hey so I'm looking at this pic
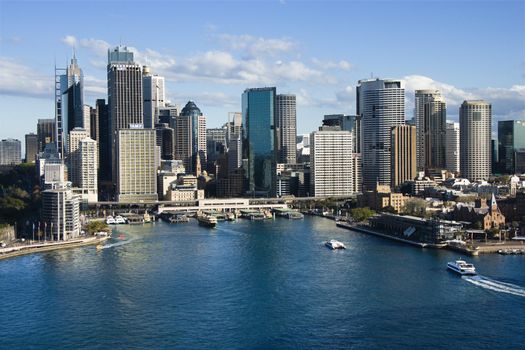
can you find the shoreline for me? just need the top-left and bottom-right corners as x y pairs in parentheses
(0, 236), (109, 261)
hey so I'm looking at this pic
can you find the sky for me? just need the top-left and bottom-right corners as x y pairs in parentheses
(1, 0), (524, 147)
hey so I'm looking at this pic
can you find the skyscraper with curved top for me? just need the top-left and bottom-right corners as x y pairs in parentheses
(357, 78), (405, 190)
(175, 101), (207, 174)
(460, 100), (491, 181)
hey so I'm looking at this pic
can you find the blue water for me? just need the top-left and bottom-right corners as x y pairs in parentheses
(1, 217), (525, 349)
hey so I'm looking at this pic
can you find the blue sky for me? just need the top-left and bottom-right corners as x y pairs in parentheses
(1, 0), (524, 145)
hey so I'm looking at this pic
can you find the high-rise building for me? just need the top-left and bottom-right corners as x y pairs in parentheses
(78, 138), (98, 203)
(460, 100), (492, 181)
(498, 120), (525, 174)
(96, 99), (110, 184)
(445, 122), (460, 174)
(41, 181), (80, 241)
(89, 105), (98, 141)
(0, 139), (21, 165)
(25, 133), (38, 163)
(115, 128), (158, 202)
(423, 95), (446, 171)
(82, 105), (91, 137)
(37, 118), (55, 152)
(391, 125), (417, 187)
(242, 87), (277, 195)
(107, 46), (143, 191)
(175, 101), (207, 174)
(143, 66), (166, 129)
(310, 129), (354, 197)
(323, 114), (360, 152)
(67, 128), (90, 187)
(155, 123), (175, 160)
(55, 55), (84, 157)
(415, 90), (441, 171)
(357, 78), (405, 190)
(276, 94), (296, 164)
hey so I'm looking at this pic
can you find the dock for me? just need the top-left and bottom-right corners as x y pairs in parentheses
(336, 221), (430, 248)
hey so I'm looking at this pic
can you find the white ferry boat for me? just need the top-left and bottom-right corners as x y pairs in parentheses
(325, 240), (346, 250)
(447, 260), (477, 276)
(115, 215), (127, 224)
(106, 216), (116, 225)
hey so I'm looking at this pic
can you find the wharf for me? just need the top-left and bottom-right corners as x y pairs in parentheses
(336, 221), (429, 248)
(0, 236), (109, 261)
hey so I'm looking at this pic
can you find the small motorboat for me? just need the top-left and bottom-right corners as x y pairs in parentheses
(325, 240), (346, 250)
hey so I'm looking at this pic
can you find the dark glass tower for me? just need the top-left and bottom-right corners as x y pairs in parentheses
(498, 120), (525, 174)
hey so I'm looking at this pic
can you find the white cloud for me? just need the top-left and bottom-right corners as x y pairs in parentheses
(0, 57), (52, 98)
(312, 58), (353, 71)
(215, 33), (296, 56)
(61, 35), (77, 48)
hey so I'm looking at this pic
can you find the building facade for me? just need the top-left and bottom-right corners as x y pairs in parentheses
(423, 95), (447, 171)
(115, 128), (158, 202)
(25, 133), (38, 163)
(310, 129), (354, 197)
(459, 100), (492, 181)
(498, 120), (525, 174)
(67, 128), (90, 187)
(391, 125), (416, 187)
(276, 94), (297, 164)
(37, 118), (55, 152)
(242, 87), (277, 195)
(0, 139), (21, 166)
(357, 79), (405, 190)
(41, 182), (80, 241)
(445, 122), (460, 173)
(415, 90), (441, 171)
(175, 101), (207, 174)
(78, 138), (98, 203)
(143, 66), (166, 129)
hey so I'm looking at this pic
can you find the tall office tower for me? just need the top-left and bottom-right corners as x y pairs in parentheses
(155, 123), (175, 160)
(0, 139), (21, 165)
(78, 138), (98, 203)
(310, 129), (354, 197)
(491, 139), (499, 174)
(391, 125), (417, 187)
(226, 112), (243, 140)
(143, 66), (166, 129)
(158, 104), (179, 127)
(89, 106), (98, 141)
(25, 133), (38, 163)
(242, 87), (277, 195)
(96, 99), (111, 185)
(423, 95), (447, 171)
(323, 114), (360, 152)
(460, 100), (492, 181)
(107, 46), (143, 189)
(276, 94), (297, 164)
(415, 90), (441, 171)
(67, 128), (90, 187)
(206, 128), (227, 165)
(175, 101), (207, 174)
(115, 128), (158, 202)
(445, 122), (460, 174)
(228, 134), (242, 172)
(41, 181), (80, 241)
(357, 78), (405, 190)
(56, 55), (84, 157)
(82, 105), (91, 136)
(37, 118), (55, 152)
(498, 120), (525, 174)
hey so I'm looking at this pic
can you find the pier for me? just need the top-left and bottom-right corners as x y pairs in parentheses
(157, 198), (288, 214)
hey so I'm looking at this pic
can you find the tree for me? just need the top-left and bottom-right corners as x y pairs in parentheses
(350, 207), (375, 222)
(402, 198), (428, 217)
(85, 221), (111, 235)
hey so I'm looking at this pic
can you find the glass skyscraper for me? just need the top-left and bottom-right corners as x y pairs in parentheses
(242, 87), (276, 195)
(498, 120), (525, 174)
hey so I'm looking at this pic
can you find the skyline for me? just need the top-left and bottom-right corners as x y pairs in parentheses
(1, 0), (524, 145)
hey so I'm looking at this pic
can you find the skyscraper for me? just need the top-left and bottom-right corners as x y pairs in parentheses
(460, 100), (492, 181)
(276, 94), (297, 164)
(323, 114), (360, 152)
(423, 95), (447, 171)
(115, 127), (158, 202)
(25, 133), (38, 163)
(41, 181), (80, 241)
(78, 138), (98, 203)
(445, 122), (460, 174)
(415, 90), (441, 171)
(67, 128), (90, 187)
(310, 129), (354, 197)
(55, 55), (84, 157)
(0, 139), (21, 165)
(96, 99), (111, 187)
(37, 118), (55, 152)
(498, 120), (525, 174)
(143, 66), (166, 129)
(155, 123), (175, 160)
(357, 78), (405, 190)
(391, 125), (417, 187)
(175, 101), (207, 174)
(242, 87), (277, 195)
(107, 46), (143, 191)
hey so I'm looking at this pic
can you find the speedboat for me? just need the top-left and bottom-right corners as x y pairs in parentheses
(447, 260), (477, 275)
(325, 240), (346, 250)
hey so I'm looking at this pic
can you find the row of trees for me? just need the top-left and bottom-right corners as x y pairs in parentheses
(0, 164), (40, 225)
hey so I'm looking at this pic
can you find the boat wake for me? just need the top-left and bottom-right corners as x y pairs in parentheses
(463, 275), (525, 297)
(99, 237), (139, 250)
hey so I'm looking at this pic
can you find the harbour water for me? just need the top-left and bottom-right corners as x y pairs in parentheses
(1, 216), (525, 349)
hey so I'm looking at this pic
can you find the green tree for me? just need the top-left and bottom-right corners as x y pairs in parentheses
(350, 207), (375, 222)
(402, 198), (428, 217)
(85, 221), (111, 235)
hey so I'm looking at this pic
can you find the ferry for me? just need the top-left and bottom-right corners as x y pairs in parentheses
(447, 260), (477, 275)
(196, 214), (217, 228)
(325, 240), (346, 250)
(106, 216), (116, 225)
(115, 215), (127, 224)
